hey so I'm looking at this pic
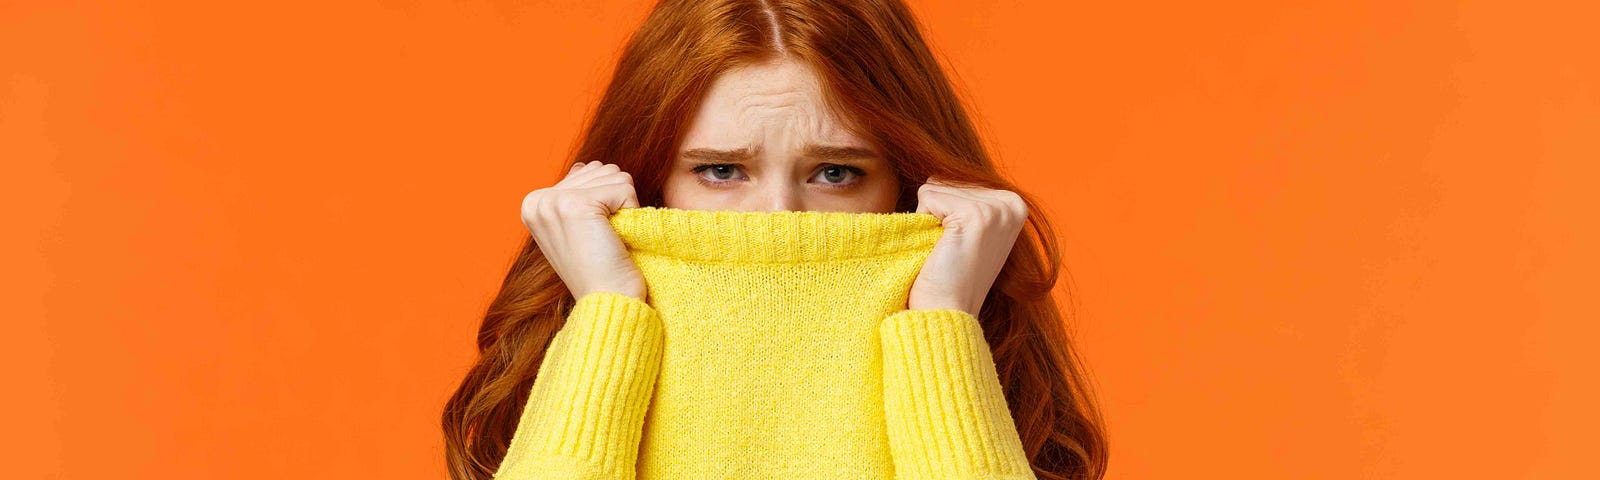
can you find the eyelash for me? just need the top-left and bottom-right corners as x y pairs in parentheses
(689, 163), (867, 190)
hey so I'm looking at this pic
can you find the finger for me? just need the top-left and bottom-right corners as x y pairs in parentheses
(919, 178), (969, 195)
(576, 161), (624, 185)
(592, 182), (640, 214)
(921, 181), (991, 204)
(567, 162), (621, 185)
(575, 170), (633, 189)
(560, 161), (592, 184)
(924, 176), (972, 189)
(914, 188), (958, 219)
(563, 160), (603, 175)
(558, 161), (591, 183)
(915, 181), (937, 215)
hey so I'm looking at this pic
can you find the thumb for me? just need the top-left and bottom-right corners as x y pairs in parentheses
(593, 183), (639, 215)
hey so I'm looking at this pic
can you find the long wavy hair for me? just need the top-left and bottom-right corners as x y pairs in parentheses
(442, 0), (1108, 478)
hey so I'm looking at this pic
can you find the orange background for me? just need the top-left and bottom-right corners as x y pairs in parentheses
(6, 0), (1596, 478)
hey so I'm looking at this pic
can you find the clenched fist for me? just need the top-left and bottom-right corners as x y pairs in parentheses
(907, 177), (1029, 316)
(520, 161), (648, 302)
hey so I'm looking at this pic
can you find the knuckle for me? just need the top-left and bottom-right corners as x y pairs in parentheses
(1000, 191), (1027, 213)
(554, 193), (588, 213)
(974, 203), (1000, 222)
(522, 189), (547, 211)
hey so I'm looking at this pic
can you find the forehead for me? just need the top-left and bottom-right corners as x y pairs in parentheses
(679, 59), (869, 150)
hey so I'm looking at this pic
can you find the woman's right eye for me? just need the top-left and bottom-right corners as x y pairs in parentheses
(691, 164), (747, 183)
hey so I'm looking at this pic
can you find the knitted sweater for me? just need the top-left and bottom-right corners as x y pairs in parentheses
(494, 206), (1036, 480)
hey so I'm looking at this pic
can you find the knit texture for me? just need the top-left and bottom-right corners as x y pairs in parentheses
(494, 206), (1035, 480)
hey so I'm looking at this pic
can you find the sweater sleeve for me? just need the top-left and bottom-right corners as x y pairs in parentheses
(493, 291), (664, 480)
(879, 308), (1037, 480)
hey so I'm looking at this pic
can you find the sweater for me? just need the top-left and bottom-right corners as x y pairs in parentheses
(493, 206), (1036, 480)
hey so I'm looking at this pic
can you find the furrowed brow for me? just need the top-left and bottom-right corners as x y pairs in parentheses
(680, 147), (758, 162)
(803, 145), (879, 162)
(678, 144), (878, 162)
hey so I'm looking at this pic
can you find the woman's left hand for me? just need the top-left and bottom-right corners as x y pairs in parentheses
(906, 177), (1029, 316)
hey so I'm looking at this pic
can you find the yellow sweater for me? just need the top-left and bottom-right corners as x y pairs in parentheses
(494, 206), (1035, 480)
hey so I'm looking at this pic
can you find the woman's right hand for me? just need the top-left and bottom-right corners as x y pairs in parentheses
(520, 160), (647, 302)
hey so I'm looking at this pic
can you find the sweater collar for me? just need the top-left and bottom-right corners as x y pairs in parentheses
(608, 206), (943, 263)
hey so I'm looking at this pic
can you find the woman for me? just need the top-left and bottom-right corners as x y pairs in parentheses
(442, 1), (1107, 479)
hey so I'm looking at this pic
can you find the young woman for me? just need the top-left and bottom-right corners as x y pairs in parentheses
(443, 1), (1107, 479)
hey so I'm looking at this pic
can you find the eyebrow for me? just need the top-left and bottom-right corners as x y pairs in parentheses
(679, 144), (880, 163)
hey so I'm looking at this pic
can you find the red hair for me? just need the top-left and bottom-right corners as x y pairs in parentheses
(441, 1), (1108, 478)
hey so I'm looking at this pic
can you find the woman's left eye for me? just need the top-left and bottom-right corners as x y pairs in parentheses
(813, 164), (865, 186)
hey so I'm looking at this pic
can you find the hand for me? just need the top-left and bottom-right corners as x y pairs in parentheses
(520, 160), (647, 301)
(906, 177), (1028, 316)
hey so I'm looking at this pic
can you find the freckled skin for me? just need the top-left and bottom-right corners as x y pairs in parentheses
(662, 58), (901, 213)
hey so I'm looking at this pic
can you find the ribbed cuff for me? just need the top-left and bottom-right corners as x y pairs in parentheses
(880, 308), (1037, 480)
(495, 292), (664, 480)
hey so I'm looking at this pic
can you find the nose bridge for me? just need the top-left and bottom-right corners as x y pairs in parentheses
(759, 172), (802, 212)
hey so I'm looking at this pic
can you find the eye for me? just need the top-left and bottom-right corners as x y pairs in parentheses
(812, 164), (866, 188)
(690, 163), (747, 186)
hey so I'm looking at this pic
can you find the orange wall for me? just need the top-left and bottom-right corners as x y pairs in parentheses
(7, 0), (1596, 478)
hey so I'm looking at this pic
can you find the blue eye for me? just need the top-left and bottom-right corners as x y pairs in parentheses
(704, 165), (738, 179)
(813, 164), (865, 188)
(690, 163), (746, 187)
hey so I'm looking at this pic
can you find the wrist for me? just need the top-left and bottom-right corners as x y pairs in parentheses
(906, 296), (979, 317)
(575, 284), (648, 303)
